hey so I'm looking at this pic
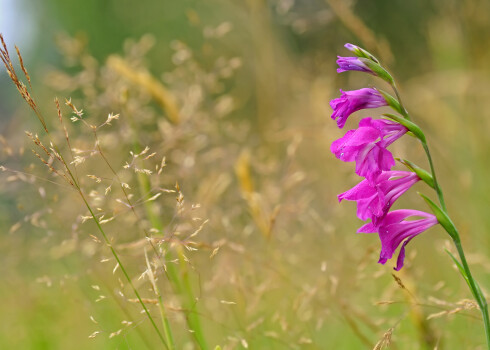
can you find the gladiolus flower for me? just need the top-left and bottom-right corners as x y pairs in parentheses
(338, 171), (420, 222)
(358, 209), (438, 271)
(330, 88), (388, 128)
(336, 56), (374, 74)
(331, 118), (407, 181)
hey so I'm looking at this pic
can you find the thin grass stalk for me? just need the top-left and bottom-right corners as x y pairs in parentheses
(156, 292), (176, 350)
(94, 119), (202, 348)
(145, 249), (176, 350)
(87, 94), (204, 348)
(31, 132), (170, 348)
(0, 36), (169, 348)
(92, 131), (176, 348)
(133, 146), (208, 349)
(90, 264), (155, 349)
(78, 192), (169, 348)
(123, 102), (208, 349)
(52, 132), (170, 349)
(52, 145), (169, 348)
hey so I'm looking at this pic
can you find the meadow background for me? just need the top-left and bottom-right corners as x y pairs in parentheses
(1, 0), (490, 349)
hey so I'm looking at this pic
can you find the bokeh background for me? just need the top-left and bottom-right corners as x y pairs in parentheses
(1, 0), (490, 349)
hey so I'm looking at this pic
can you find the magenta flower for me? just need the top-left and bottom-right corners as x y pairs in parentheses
(358, 209), (438, 271)
(331, 117), (407, 181)
(344, 43), (360, 52)
(336, 57), (373, 74)
(338, 171), (420, 222)
(330, 88), (388, 129)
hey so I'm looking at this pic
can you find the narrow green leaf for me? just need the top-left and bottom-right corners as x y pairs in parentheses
(445, 249), (469, 283)
(362, 59), (394, 84)
(419, 193), (458, 239)
(377, 90), (404, 116)
(348, 45), (380, 63)
(395, 158), (434, 189)
(445, 249), (482, 303)
(383, 113), (426, 142)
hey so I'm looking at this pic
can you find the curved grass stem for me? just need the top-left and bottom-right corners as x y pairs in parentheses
(93, 131), (176, 349)
(2, 36), (178, 349)
(135, 167), (208, 350)
(129, 133), (208, 350)
(39, 128), (171, 349)
(453, 235), (490, 349)
(79, 192), (169, 349)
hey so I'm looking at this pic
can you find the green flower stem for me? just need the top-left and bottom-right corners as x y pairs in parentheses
(422, 142), (490, 349)
(390, 83), (490, 349)
(420, 142), (447, 212)
(452, 232), (490, 348)
(391, 83), (410, 121)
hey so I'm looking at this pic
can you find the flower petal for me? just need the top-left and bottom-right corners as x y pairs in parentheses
(336, 56), (373, 74)
(354, 144), (395, 181)
(374, 210), (438, 270)
(357, 222), (377, 233)
(330, 89), (387, 128)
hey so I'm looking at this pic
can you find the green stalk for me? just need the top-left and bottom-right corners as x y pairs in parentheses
(129, 135), (208, 349)
(421, 143), (446, 212)
(93, 133), (176, 349)
(391, 83), (410, 121)
(79, 192), (169, 349)
(179, 249), (208, 348)
(453, 236), (490, 326)
(52, 130), (171, 349)
(157, 293), (176, 350)
(390, 83), (490, 349)
(1, 40), (170, 347)
(135, 166), (208, 350)
(422, 142), (490, 349)
(38, 127), (170, 349)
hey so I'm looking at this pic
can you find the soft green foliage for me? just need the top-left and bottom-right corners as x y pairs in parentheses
(1, 1), (490, 349)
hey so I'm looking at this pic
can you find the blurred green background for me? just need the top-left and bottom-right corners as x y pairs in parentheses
(1, 0), (490, 349)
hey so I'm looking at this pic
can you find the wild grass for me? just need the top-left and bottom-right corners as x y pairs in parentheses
(1, 2), (490, 349)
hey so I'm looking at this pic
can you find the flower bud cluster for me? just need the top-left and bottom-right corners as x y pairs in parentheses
(331, 44), (438, 270)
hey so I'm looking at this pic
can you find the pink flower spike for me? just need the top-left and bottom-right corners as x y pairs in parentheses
(358, 209), (438, 271)
(338, 171), (420, 222)
(330, 88), (387, 128)
(331, 118), (407, 181)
